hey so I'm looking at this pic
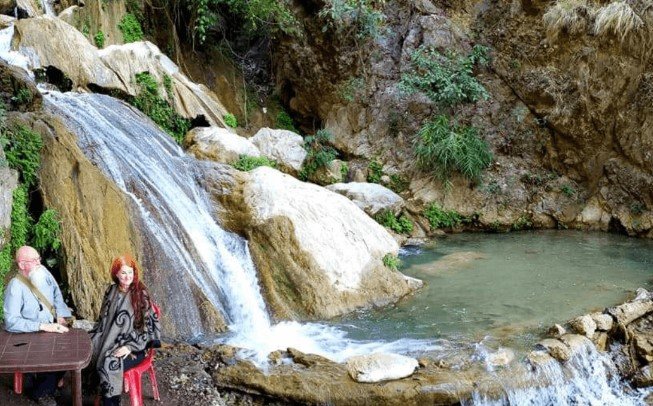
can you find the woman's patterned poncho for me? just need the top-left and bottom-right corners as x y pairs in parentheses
(90, 284), (161, 398)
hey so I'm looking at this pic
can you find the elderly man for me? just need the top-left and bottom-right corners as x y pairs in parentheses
(4, 245), (71, 406)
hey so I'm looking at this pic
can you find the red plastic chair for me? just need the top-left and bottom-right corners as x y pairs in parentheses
(122, 303), (161, 406)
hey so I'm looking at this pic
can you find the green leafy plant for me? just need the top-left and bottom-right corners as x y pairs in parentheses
(3, 125), (43, 187)
(81, 22), (90, 37)
(232, 155), (276, 171)
(163, 75), (174, 99)
(13, 88), (33, 105)
(299, 129), (338, 181)
(400, 45), (490, 109)
(32, 209), (62, 252)
(94, 30), (105, 48)
(131, 72), (191, 144)
(319, 0), (386, 40)
(339, 77), (365, 102)
(382, 253), (401, 270)
(340, 161), (349, 180)
(223, 113), (238, 128)
(118, 13), (144, 43)
(512, 215), (533, 231)
(423, 203), (465, 229)
(388, 174), (408, 193)
(367, 159), (383, 183)
(560, 184), (575, 198)
(414, 115), (492, 183)
(276, 111), (297, 132)
(375, 210), (413, 234)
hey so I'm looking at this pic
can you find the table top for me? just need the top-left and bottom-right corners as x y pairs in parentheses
(0, 328), (92, 373)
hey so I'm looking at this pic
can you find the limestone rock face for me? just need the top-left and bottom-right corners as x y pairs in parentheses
(346, 353), (419, 383)
(185, 127), (260, 164)
(13, 16), (122, 90)
(16, 0), (41, 17)
(98, 41), (230, 126)
(326, 182), (404, 217)
(203, 166), (421, 320)
(249, 128), (306, 175)
(57, 0), (127, 48)
(607, 296), (653, 326)
(591, 313), (614, 332)
(569, 315), (597, 338)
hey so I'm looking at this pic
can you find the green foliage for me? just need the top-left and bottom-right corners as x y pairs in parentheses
(118, 13), (144, 43)
(630, 202), (646, 215)
(94, 30), (105, 48)
(32, 209), (62, 252)
(3, 125), (43, 187)
(512, 215), (533, 231)
(232, 155), (276, 171)
(319, 0), (386, 40)
(388, 174), (408, 193)
(193, 0), (299, 44)
(414, 115), (492, 182)
(81, 22), (90, 37)
(340, 161), (349, 180)
(299, 129), (338, 181)
(163, 75), (174, 99)
(560, 184), (575, 197)
(367, 159), (383, 183)
(375, 210), (413, 234)
(423, 203), (464, 229)
(339, 77), (365, 102)
(9, 185), (31, 251)
(382, 253), (401, 270)
(131, 73), (191, 144)
(276, 111), (297, 132)
(400, 45), (489, 109)
(223, 113), (238, 128)
(13, 88), (33, 105)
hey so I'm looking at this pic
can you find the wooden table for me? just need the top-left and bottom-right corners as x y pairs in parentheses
(0, 328), (92, 406)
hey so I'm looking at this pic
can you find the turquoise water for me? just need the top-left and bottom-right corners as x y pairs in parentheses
(333, 231), (653, 348)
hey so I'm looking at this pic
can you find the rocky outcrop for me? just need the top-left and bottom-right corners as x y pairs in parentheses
(57, 0), (127, 48)
(346, 353), (418, 383)
(185, 127), (260, 164)
(249, 128), (306, 175)
(326, 182), (404, 217)
(201, 165), (421, 320)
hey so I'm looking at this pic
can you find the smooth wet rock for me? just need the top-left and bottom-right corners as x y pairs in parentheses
(526, 350), (555, 368)
(546, 323), (566, 338)
(634, 332), (653, 362)
(185, 127), (260, 164)
(569, 315), (596, 338)
(593, 332), (609, 352)
(250, 128), (306, 174)
(607, 296), (653, 326)
(591, 313), (614, 332)
(326, 182), (405, 217)
(346, 353), (419, 383)
(536, 339), (571, 362)
(559, 334), (593, 356)
(486, 348), (515, 368)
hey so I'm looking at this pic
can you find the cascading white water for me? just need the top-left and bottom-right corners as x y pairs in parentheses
(45, 91), (438, 363)
(466, 343), (651, 405)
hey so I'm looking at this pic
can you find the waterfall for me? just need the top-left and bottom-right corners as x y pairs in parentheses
(39, 0), (55, 17)
(465, 343), (651, 405)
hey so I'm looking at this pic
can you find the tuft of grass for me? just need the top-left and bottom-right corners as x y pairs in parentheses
(414, 115), (492, 183)
(118, 13), (144, 43)
(232, 155), (276, 171)
(542, 0), (590, 42)
(594, 1), (643, 43)
(94, 31), (105, 48)
(223, 113), (238, 128)
(560, 184), (575, 197)
(382, 253), (401, 271)
(367, 159), (383, 183)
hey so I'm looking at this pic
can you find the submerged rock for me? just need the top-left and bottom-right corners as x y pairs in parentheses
(346, 353), (419, 383)
(415, 251), (486, 274)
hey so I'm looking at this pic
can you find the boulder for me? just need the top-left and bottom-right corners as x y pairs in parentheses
(13, 16), (122, 90)
(559, 334), (593, 356)
(535, 339), (571, 362)
(311, 158), (346, 185)
(526, 350), (555, 368)
(634, 332), (653, 362)
(203, 166), (422, 319)
(590, 313), (614, 332)
(593, 332), (609, 352)
(486, 348), (515, 368)
(185, 127), (260, 164)
(98, 41), (230, 126)
(569, 315), (596, 338)
(249, 128), (306, 174)
(346, 353), (419, 383)
(326, 182), (405, 217)
(546, 323), (566, 338)
(607, 297), (653, 326)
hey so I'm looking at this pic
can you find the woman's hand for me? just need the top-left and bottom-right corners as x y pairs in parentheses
(112, 346), (131, 358)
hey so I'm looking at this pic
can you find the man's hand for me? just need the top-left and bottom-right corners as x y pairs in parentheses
(57, 317), (67, 326)
(112, 346), (131, 358)
(40, 323), (69, 333)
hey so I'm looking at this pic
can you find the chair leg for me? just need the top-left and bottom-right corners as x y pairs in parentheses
(14, 372), (22, 394)
(148, 366), (160, 401)
(128, 373), (143, 406)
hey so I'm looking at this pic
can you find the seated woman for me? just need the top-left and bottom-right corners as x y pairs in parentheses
(90, 254), (161, 406)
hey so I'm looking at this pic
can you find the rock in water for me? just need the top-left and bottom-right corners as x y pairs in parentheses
(346, 353), (419, 383)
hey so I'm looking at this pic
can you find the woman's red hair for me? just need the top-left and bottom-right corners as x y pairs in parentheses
(110, 254), (150, 330)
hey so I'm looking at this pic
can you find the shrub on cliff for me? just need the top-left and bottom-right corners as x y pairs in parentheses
(414, 115), (492, 183)
(542, 0), (590, 42)
(299, 129), (338, 181)
(118, 13), (144, 43)
(318, 0), (386, 40)
(594, 1), (643, 43)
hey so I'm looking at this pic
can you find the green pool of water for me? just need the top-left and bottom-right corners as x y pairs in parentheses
(334, 231), (653, 348)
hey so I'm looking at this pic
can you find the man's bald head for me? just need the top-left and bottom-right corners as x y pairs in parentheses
(15, 246), (41, 275)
